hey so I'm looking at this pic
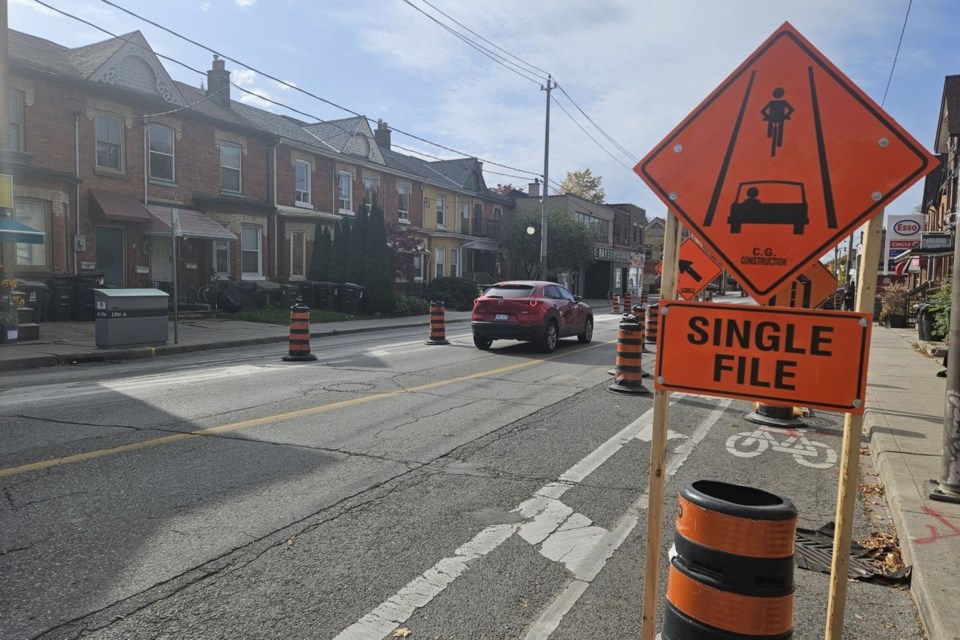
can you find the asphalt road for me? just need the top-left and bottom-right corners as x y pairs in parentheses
(0, 317), (922, 639)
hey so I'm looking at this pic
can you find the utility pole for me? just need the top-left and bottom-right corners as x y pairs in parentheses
(540, 74), (553, 281)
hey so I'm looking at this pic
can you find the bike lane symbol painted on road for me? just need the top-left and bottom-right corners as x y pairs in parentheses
(725, 426), (837, 469)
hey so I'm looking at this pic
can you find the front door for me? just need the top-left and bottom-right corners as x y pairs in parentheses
(95, 226), (124, 287)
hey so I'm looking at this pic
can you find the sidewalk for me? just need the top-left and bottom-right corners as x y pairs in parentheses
(1, 305), (956, 637)
(865, 326), (959, 640)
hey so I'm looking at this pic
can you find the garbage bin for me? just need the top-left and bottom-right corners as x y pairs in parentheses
(917, 303), (942, 341)
(314, 282), (334, 310)
(46, 276), (73, 321)
(15, 279), (49, 324)
(71, 273), (106, 321)
(338, 283), (365, 315)
(94, 288), (169, 347)
(298, 281), (317, 307)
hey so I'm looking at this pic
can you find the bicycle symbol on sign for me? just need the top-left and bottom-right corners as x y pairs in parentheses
(725, 426), (837, 469)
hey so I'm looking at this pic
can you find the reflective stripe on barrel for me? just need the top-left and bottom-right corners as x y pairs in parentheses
(663, 480), (796, 640)
(645, 304), (659, 344)
(426, 301), (449, 345)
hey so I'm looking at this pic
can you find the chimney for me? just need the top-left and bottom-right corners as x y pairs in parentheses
(528, 178), (541, 198)
(374, 119), (391, 149)
(207, 55), (231, 108)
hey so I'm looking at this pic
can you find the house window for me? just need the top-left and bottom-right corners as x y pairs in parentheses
(290, 231), (306, 278)
(460, 202), (469, 233)
(413, 253), (425, 282)
(435, 247), (445, 278)
(213, 239), (231, 275)
(363, 177), (379, 206)
(14, 199), (50, 269)
(8, 90), (24, 152)
(220, 141), (242, 193)
(338, 171), (353, 213)
(295, 160), (311, 205)
(95, 114), (123, 171)
(436, 195), (446, 228)
(148, 124), (175, 182)
(240, 225), (262, 278)
(473, 203), (482, 234)
(494, 207), (502, 235)
(398, 184), (410, 221)
(450, 248), (459, 278)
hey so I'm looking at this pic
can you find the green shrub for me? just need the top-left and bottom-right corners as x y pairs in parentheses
(423, 276), (480, 311)
(392, 294), (430, 317)
(930, 280), (951, 340)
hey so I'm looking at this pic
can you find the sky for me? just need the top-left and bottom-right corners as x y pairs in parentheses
(8, 0), (959, 223)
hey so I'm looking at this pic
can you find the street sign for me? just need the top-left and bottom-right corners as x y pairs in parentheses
(656, 238), (723, 300)
(654, 301), (871, 413)
(768, 260), (837, 308)
(636, 22), (937, 302)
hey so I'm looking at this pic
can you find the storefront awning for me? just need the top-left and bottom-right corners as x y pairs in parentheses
(891, 247), (953, 263)
(89, 189), (153, 223)
(144, 205), (237, 241)
(461, 237), (499, 252)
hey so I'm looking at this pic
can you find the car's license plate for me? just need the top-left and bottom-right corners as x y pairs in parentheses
(495, 313), (508, 321)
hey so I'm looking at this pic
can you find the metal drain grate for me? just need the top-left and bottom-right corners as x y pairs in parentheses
(797, 415), (842, 430)
(324, 382), (375, 392)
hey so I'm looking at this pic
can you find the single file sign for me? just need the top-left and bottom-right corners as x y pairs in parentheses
(655, 301), (870, 413)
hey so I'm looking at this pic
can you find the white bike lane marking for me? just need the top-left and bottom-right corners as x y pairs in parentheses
(724, 425), (838, 469)
(334, 395), (729, 640)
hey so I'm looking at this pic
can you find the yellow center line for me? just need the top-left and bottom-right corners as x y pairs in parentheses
(0, 341), (610, 478)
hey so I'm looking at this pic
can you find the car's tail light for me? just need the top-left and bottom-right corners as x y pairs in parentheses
(529, 300), (540, 307)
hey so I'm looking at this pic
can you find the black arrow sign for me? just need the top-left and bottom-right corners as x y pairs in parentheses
(679, 259), (703, 282)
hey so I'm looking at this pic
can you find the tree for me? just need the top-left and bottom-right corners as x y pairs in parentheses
(387, 223), (424, 284)
(491, 183), (523, 197)
(363, 193), (394, 313)
(329, 219), (348, 283)
(560, 169), (605, 203)
(345, 200), (368, 284)
(500, 208), (595, 279)
(308, 224), (331, 282)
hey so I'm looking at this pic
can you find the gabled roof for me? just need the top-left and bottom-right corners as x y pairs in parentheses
(10, 28), (186, 107)
(935, 75), (960, 153)
(231, 102), (342, 151)
(922, 154), (946, 210)
(175, 82), (268, 132)
(303, 117), (385, 165)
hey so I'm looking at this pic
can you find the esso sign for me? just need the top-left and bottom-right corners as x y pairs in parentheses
(892, 220), (921, 236)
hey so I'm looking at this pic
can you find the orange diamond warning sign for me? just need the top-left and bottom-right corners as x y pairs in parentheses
(768, 260), (838, 309)
(656, 238), (723, 300)
(636, 22), (937, 302)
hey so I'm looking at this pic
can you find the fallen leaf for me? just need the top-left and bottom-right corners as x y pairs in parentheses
(393, 628), (412, 638)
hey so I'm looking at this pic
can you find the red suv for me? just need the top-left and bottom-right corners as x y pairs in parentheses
(471, 281), (593, 353)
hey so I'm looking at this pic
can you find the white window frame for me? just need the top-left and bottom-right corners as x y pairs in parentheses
(213, 239), (232, 276)
(290, 230), (306, 279)
(413, 253), (425, 282)
(295, 160), (311, 206)
(450, 247), (459, 278)
(240, 225), (262, 279)
(338, 171), (353, 213)
(13, 199), (50, 270)
(220, 141), (242, 194)
(363, 177), (379, 207)
(8, 89), (24, 152)
(397, 184), (410, 222)
(435, 247), (445, 279)
(148, 123), (175, 182)
(95, 114), (123, 171)
(436, 194), (446, 228)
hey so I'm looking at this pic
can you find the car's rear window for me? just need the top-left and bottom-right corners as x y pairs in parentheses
(484, 285), (536, 298)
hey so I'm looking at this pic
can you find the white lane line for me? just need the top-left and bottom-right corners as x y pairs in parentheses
(333, 396), (688, 640)
(521, 398), (732, 640)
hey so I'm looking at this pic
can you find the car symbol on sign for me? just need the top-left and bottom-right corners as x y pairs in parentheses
(728, 180), (809, 234)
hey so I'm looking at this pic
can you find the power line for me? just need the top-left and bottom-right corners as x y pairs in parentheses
(551, 96), (636, 173)
(555, 83), (638, 163)
(414, 0), (549, 78)
(40, 0), (544, 179)
(881, 0), (913, 107)
(401, 0), (543, 85)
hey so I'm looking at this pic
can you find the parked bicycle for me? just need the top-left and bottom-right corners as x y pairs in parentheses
(196, 273), (244, 312)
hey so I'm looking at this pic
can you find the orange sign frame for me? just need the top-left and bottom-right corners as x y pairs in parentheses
(656, 238), (723, 300)
(654, 301), (870, 413)
(636, 22), (936, 302)
(768, 261), (838, 308)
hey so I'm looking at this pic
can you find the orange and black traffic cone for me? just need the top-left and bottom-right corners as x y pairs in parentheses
(426, 300), (450, 345)
(608, 315), (650, 394)
(612, 293), (621, 314)
(282, 302), (317, 362)
(644, 303), (660, 346)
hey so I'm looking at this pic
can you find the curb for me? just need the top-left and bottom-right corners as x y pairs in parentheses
(0, 318), (472, 372)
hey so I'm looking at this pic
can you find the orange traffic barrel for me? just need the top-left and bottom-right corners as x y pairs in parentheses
(624, 292), (633, 310)
(282, 302), (317, 362)
(612, 293), (621, 314)
(644, 303), (660, 344)
(426, 300), (450, 345)
(640, 290), (649, 306)
(608, 315), (649, 395)
(631, 305), (649, 353)
(663, 480), (797, 640)
(745, 403), (806, 428)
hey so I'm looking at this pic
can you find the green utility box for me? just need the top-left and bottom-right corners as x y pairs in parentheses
(94, 288), (169, 348)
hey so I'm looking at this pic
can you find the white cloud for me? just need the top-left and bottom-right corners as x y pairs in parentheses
(200, 2), (211, 11)
(271, 79), (297, 92)
(238, 87), (273, 109)
(234, 0), (256, 8)
(232, 69), (257, 86)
